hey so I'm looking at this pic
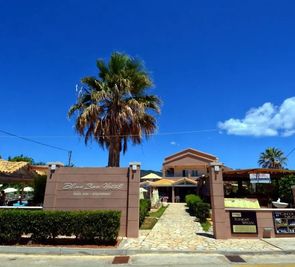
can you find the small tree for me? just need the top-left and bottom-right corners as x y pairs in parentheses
(8, 154), (45, 165)
(278, 175), (295, 204)
(8, 154), (34, 164)
(33, 175), (47, 205)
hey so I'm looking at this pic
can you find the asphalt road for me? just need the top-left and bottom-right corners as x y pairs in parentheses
(1, 253), (295, 267)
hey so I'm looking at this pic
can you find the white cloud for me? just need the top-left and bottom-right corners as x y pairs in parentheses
(218, 97), (295, 137)
(170, 141), (177, 145)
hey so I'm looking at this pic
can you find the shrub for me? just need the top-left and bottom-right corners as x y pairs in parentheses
(185, 194), (202, 215)
(278, 175), (295, 204)
(27, 211), (73, 242)
(0, 210), (26, 244)
(200, 220), (211, 232)
(139, 199), (151, 226)
(0, 210), (120, 245)
(195, 202), (210, 223)
(72, 211), (121, 243)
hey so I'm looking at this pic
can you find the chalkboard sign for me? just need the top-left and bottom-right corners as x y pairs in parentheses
(273, 211), (295, 234)
(230, 211), (258, 234)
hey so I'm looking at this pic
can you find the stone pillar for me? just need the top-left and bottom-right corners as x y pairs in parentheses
(172, 187), (175, 203)
(127, 162), (141, 237)
(292, 186), (295, 207)
(209, 161), (229, 239)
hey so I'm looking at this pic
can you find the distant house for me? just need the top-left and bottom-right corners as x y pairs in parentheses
(162, 148), (217, 179)
(146, 148), (220, 203)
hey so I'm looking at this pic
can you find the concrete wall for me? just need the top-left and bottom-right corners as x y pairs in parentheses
(43, 164), (140, 237)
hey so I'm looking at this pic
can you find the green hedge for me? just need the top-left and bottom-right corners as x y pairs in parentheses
(185, 194), (202, 215)
(139, 199), (151, 226)
(0, 210), (25, 244)
(0, 210), (120, 245)
(195, 202), (210, 223)
(185, 194), (210, 223)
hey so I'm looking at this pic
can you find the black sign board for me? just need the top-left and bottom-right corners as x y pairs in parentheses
(273, 211), (295, 234)
(230, 211), (258, 234)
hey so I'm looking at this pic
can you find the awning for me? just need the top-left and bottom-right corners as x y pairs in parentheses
(151, 177), (198, 187)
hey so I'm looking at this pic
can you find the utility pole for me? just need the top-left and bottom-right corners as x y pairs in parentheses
(68, 151), (72, 166)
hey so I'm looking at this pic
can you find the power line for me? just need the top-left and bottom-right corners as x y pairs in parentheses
(0, 129), (72, 165)
(0, 128), (218, 138)
(286, 147), (295, 158)
(2, 127), (293, 163)
(0, 129), (69, 152)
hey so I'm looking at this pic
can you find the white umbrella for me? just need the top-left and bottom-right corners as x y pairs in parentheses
(139, 187), (148, 199)
(23, 186), (34, 192)
(4, 188), (18, 193)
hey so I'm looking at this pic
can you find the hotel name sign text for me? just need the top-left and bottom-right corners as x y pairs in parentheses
(62, 182), (124, 197)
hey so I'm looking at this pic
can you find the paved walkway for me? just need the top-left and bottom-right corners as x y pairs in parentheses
(120, 203), (281, 252)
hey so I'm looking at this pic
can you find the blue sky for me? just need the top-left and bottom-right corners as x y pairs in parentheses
(0, 0), (295, 171)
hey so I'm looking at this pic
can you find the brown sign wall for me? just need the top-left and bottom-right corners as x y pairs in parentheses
(43, 164), (140, 237)
(209, 163), (295, 239)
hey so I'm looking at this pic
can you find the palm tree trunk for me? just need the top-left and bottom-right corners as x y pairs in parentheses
(107, 137), (121, 167)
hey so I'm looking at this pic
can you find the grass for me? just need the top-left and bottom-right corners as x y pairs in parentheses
(149, 205), (167, 218)
(140, 217), (158, 230)
(139, 205), (168, 230)
(200, 220), (211, 232)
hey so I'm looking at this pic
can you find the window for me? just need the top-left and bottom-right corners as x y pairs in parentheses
(182, 170), (189, 177)
(191, 170), (198, 177)
(166, 168), (174, 177)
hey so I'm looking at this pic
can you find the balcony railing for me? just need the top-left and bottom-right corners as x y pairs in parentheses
(164, 175), (201, 179)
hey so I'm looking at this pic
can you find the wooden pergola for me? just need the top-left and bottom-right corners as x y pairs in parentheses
(222, 168), (295, 206)
(223, 168), (295, 181)
(0, 174), (34, 184)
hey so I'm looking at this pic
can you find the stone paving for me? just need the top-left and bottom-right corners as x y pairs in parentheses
(120, 203), (281, 252)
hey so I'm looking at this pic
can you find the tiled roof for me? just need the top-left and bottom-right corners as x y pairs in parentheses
(151, 179), (175, 186)
(34, 169), (47, 176)
(151, 178), (198, 187)
(164, 148), (217, 163)
(0, 160), (29, 174)
(173, 177), (198, 185)
(30, 165), (48, 176)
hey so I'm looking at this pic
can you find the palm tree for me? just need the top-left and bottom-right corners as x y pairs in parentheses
(68, 52), (160, 167)
(258, 147), (287, 169)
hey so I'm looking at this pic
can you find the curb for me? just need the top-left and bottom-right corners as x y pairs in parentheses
(0, 246), (294, 256)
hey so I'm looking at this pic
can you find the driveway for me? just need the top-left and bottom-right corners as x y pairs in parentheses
(121, 203), (281, 252)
